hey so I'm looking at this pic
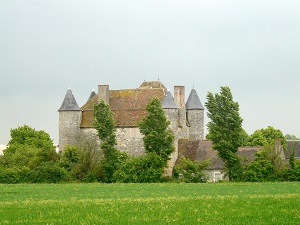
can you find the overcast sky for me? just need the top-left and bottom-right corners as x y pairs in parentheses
(1, 0), (300, 145)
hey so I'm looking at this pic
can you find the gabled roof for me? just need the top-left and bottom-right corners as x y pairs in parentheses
(186, 88), (204, 110)
(58, 89), (81, 112)
(87, 90), (96, 102)
(80, 81), (166, 128)
(162, 90), (178, 109)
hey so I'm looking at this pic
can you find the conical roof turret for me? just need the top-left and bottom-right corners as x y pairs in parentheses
(58, 88), (81, 111)
(162, 90), (178, 109)
(186, 88), (204, 110)
(87, 89), (96, 102)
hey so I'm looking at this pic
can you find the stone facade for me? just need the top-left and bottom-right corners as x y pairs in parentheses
(58, 81), (205, 172)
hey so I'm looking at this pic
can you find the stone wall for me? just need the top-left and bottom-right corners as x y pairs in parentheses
(115, 127), (145, 156)
(59, 111), (82, 151)
(186, 109), (204, 140)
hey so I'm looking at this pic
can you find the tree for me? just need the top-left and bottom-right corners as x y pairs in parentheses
(248, 126), (286, 149)
(5, 125), (56, 158)
(0, 125), (63, 183)
(242, 142), (285, 182)
(93, 100), (127, 182)
(205, 86), (243, 180)
(284, 134), (300, 140)
(113, 153), (164, 183)
(4, 125), (57, 165)
(173, 156), (211, 183)
(139, 97), (175, 164)
(59, 138), (103, 182)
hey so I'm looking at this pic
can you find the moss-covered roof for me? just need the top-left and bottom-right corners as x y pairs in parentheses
(80, 82), (165, 128)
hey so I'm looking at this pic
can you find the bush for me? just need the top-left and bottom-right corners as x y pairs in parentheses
(173, 156), (211, 183)
(113, 153), (164, 183)
(278, 161), (300, 181)
(242, 159), (275, 182)
(31, 162), (67, 183)
(0, 167), (20, 183)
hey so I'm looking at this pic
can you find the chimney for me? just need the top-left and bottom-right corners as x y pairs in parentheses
(98, 85), (109, 105)
(174, 85), (185, 108)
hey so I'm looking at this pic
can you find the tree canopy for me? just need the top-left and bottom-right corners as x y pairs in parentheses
(139, 96), (175, 163)
(205, 86), (243, 180)
(248, 126), (286, 149)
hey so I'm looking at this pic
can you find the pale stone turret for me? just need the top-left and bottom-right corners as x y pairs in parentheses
(186, 88), (205, 140)
(58, 88), (82, 151)
(162, 89), (179, 175)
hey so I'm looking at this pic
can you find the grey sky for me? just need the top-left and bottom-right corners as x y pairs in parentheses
(1, 0), (300, 145)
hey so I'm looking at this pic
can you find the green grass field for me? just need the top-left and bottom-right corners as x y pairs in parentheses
(0, 182), (300, 224)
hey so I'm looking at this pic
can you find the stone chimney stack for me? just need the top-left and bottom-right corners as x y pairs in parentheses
(174, 85), (185, 108)
(98, 85), (109, 104)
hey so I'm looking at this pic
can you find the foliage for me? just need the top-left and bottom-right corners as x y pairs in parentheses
(5, 125), (56, 159)
(1, 183), (300, 224)
(242, 142), (285, 182)
(0, 125), (65, 183)
(242, 156), (275, 182)
(93, 100), (128, 182)
(59, 137), (104, 182)
(113, 153), (164, 183)
(173, 156), (211, 183)
(239, 129), (249, 147)
(279, 161), (300, 181)
(284, 134), (300, 140)
(205, 86), (243, 180)
(248, 126), (286, 149)
(139, 97), (175, 163)
(59, 145), (80, 171)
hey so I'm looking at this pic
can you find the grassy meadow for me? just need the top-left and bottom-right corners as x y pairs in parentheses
(0, 182), (300, 224)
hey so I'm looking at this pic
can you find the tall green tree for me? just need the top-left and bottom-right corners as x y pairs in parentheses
(93, 100), (127, 182)
(205, 86), (243, 180)
(139, 97), (175, 164)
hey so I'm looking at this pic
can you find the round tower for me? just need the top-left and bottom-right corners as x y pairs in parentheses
(186, 88), (204, 140)
(162, 90), (179, 130)
(58, 88), (82, 151)
(162, 90), (179, 175)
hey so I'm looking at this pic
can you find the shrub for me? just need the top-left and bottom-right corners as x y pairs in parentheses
(0, 167), (20, 183)
(113, 153), (164, 183)
(31, 162), (67, 183)
(242, 159), (275, 182)
(173, 156), (211, 183)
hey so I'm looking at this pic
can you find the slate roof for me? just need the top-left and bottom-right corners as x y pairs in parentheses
(80, 81), (166, 128)
(162, 90), (178, 109)
(87, 90), (96, 102)
(58, 89), (81, 112)
(186, 89), (204, 110)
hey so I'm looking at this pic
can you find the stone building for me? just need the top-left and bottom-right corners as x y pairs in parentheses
(58, 81), (205, 170)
